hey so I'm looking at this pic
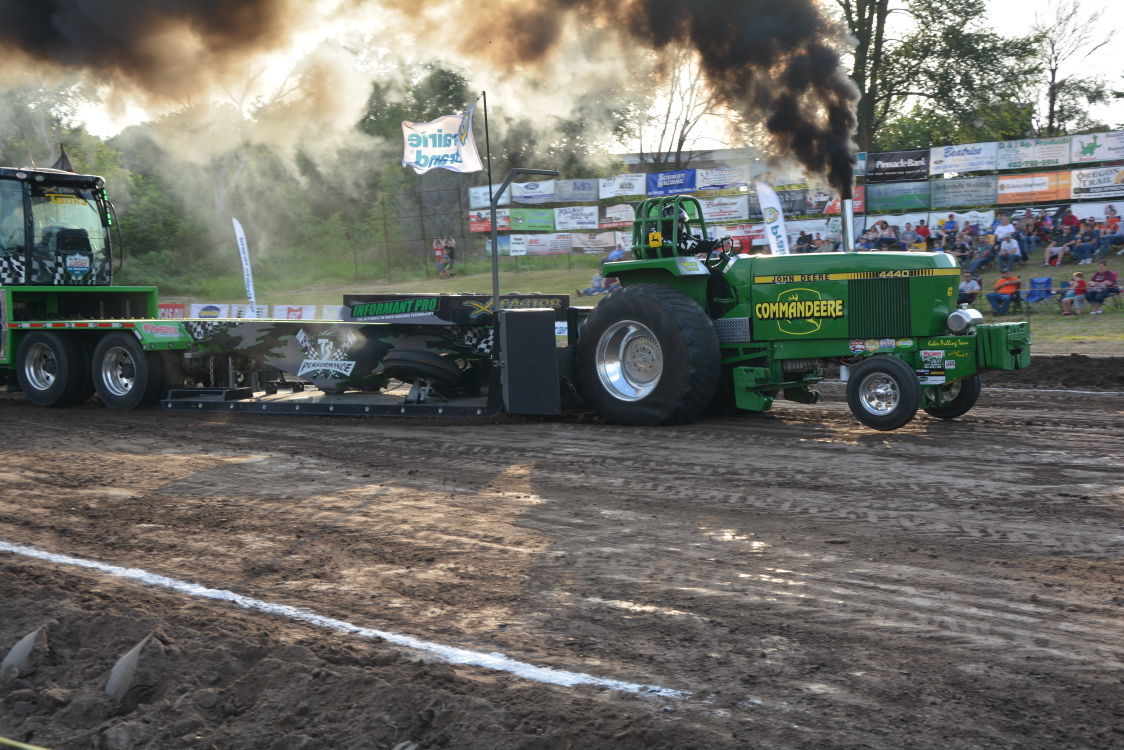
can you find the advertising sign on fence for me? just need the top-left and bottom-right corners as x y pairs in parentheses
(866, 180), (931, 211)
(865, 149), (929, 182)
(509, 208), (554, 231)
(468, 208), (510, 232)
(1070, 130), (1124, 164)
(699, 195), (749, 222)
(822, 185), (867, 214)
(1070, 165), (1124, 199)
(711, 223), (766, 250)
(555, 179), (598, 202)
(553, 205), (599, 231)
(997, 171), (1072, 204)
(929, 175), (997, 208)
(598, 173), (646, 199)
(646, 169), (697, 196)
(854, 152), (867, 177)
(696, 164), (750, 191)
(996, 137), (1071, 170)
(511, 180), (557, 204)
(189, 303), (229, 318)
(600, 203), (635, 228)
(571, 231), (625, 249)
(157, 303), (186, 319)
(929, 141), (998, 175)
(508, 234), (528, 256)
(271, 305), (319, 320)
(468, 184), (511, 209)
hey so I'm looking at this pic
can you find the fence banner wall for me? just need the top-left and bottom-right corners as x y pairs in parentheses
(697, 164), (750, 191)
(930, 176), (998, 208)
(189, 303), (230, 318)
(1069, 201), (1120, 222)
(511, 180), (557, 204)
(468, 184), (511, 209)
(600, 204), (635, 228)
(996, 137), (1071, 170)
(271, 304), (318, 320)
(865, 149), (929, 182)
(867, 180), (931, 211)
(598, 174), (646, 199)
(555, 179), (599, 202)
(997, 172), (1072, 204)
(928, 209), (995, 231)
(1070, 131), (1124, 164)
(468, 208), (510, 232)
(929, 141), (998, 175)
(509, 208), (554, 231)
(1070, 165), (1124, 200)
(570, 231), (625, 249)
(553, 205), (599, 231)
(699, 195), (749, 222)
(646, 169), (697, 196)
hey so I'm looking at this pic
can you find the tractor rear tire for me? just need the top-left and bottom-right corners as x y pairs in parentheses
(923, 375), (981, 420)
(846, 355), (920, 431)
(577, 283), (720, 425)
(92, 332), (165, 411)
(16, 332), (90, 407)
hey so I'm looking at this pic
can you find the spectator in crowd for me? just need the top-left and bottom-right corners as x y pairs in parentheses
(1061, 208), (1081, 232)
(950, 233), (974, 265)
(1073, 219), (1101, 265)
(442, 236), (457, 275)
(996, 235), (1021, 272)
(812, 233), (827, 250)
(1017, 212), (1038, 257)
(602, 244), (627, 267)
(432, 239), (450, 279)
(993, 213), (1017, 250)
(987, 271), (1021, 316)
(957, 272), (981, 305)
(1060, 272), (1086, 315)
(1085, 261), (1119, 314)
(943, 213), (958, 235)
(965, 220), (981, 239)
(1042, 237), (1072, 267)
(796, 230), (813, 253)
(916, 219), (932, 250)
(876, 221), (897, 250)
(1097, 218), (1124, 257)
(968, 242), (997, 274)
(577, 272), (609, 297)
(901, 222), (920, 249)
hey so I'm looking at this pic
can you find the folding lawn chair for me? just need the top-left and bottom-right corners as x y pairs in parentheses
(1023, 276), (1056, 313)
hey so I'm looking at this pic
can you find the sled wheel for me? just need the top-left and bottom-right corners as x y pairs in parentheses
(93, 332), (164, 410)
(381, 349), (462, 388)
(923, 375), (981, 420)
(16, 332), (89, 407)
(577, 283), (720, 425)
(846, 355), (920, 431)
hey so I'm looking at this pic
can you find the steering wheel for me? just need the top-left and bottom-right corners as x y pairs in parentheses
(703, 237), (735, 269)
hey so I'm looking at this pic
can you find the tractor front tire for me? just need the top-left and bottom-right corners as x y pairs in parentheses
(16, 332), (90, 407)
(92, 333), (165, 411)
(923, 375), (981, 420)
(846, 355), (920, 431)
(577, 283), (720, 425)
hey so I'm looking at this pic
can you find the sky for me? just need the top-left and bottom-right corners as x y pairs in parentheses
(70, 0), (1122, 142)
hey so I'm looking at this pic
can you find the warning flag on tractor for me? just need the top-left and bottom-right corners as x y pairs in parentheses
(51, 146), (75, 172)
(401, 98), (483, 175)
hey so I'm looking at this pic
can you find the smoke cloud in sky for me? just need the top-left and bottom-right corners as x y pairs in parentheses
(0, 0), (859, 190)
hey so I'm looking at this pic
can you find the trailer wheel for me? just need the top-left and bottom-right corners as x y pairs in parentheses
(92, 333), (164, 410)
(577, 283), (720, 425)
(846, 355), (920, 431)
(381, 349), (462, 388)
(16, 332), (89, 407)
(922, 375), (981, 420)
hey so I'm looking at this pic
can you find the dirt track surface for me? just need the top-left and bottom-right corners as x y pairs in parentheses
(2, 356), (1123, 749)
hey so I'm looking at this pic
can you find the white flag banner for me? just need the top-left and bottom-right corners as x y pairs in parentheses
(231, 217), (257, 315)
(756, 182), (790, 255)
(401, 99), (484, 174)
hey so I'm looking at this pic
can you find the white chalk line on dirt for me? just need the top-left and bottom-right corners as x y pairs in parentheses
(0, 541), (686, 699)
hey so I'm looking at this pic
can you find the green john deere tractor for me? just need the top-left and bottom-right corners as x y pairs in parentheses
(574, 195), (1029, 430)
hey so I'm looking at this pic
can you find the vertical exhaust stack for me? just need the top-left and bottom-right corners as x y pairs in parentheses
(841, 193), (856, 253)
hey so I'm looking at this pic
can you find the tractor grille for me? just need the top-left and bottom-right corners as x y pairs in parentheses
(848, 278), (911, 338)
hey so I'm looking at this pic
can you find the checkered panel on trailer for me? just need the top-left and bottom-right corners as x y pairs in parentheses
(458, 326), (495, 355)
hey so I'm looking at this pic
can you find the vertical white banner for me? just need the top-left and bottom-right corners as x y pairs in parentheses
(231, 218), (257, 316)
(757, 182), (791, 255)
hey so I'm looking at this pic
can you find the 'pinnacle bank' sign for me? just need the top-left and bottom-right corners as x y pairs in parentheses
(865, 149), (930, 182)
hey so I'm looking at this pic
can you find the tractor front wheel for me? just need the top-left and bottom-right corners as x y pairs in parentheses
(923, 375), (981, 420)
(846, 356), (920, 431)
(16, 332), (90, 407)
(577, 283), (720, 425)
